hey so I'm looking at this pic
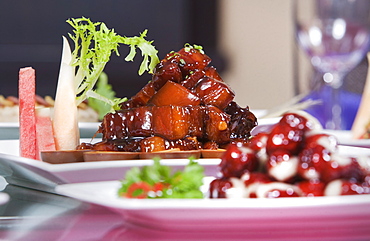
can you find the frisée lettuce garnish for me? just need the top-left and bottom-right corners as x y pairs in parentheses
(87, 72), (127, 120)
(67, 17), (160, 110)
(118, 158), (205, 199)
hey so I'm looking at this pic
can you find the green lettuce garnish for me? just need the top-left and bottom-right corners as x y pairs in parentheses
(87, 72), (127, 120)
(66, 17), (160, 109)
(118, 158), (205, 199)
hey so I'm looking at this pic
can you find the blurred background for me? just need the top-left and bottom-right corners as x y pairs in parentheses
(0, 0), (367, 110)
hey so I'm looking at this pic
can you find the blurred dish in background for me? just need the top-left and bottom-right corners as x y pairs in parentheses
(0, 95), (99, 123)
(0, 95), (100, 140)
(0, 122), (100, 140)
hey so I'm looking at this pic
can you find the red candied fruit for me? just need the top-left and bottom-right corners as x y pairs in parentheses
(243, 173), (272, 198)
(298, 180), (326, 197)
(340, 181), (370, 195)
(364, 175), (370, 186)
(266, 112), (311, 156)
(264, 185), (301, 198)
(243, 172), (271, 186)
(209, 178), (233, 198)
(298, 133), (341, 183)
(315, 154), (364, 184)
(247, 132), (269, 168)
(267, 150), (299, 182)
(298, 143), (332, 181)
(219, 142), (259, 178)
(338, 157), (366, 183)
(248, 132), (269, 152)
(210, 111), (370, 199)
(304, 133), (338, 151)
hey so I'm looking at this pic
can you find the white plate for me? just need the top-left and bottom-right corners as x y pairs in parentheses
(0, 122), (101, 140)
(0, 152), (220, 193)
(55, 180), (370, 239)
(1, 130), (370, 193)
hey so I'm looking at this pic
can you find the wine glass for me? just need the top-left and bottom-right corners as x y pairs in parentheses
(293, 0), (370, 129)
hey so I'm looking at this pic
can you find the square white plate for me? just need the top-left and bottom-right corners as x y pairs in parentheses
(1, 123), (370, 193)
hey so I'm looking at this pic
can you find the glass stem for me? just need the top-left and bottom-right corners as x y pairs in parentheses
(324, 72), (344, 130)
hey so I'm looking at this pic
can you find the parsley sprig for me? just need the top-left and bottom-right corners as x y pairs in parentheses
(118, 158), (205, 199)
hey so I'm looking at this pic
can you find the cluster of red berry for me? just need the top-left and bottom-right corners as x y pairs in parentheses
(209, 111), (370, 198)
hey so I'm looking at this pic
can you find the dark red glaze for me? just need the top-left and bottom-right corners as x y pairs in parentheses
(84, 139), (142, 152)
(203, 141), (219, 150)
(170, 136), (202, 151)
(204, 66), (223, 82)
(176, 47), (211, 76)
(203, 106), (231, 144)
(139, 136), (167, 152)
(181, 69), (205, 89)
(96, 105), (251, 151)
(77, 142), (94, 150)
(139, 135), (201, 152)
(224, 101), (257, 141)
(193, 76), (235, 110)
(152, 61), (182, 86)
(148, 81), (201, 106)
(78, 135), (202, 153)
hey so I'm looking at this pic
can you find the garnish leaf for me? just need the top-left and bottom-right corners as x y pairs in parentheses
(122, 29), (159, 75)
(118, 158), (205, 199)
(87, 72), (127, 119)
(164, 159), (205, 198)
(66, 17), (160, 107)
